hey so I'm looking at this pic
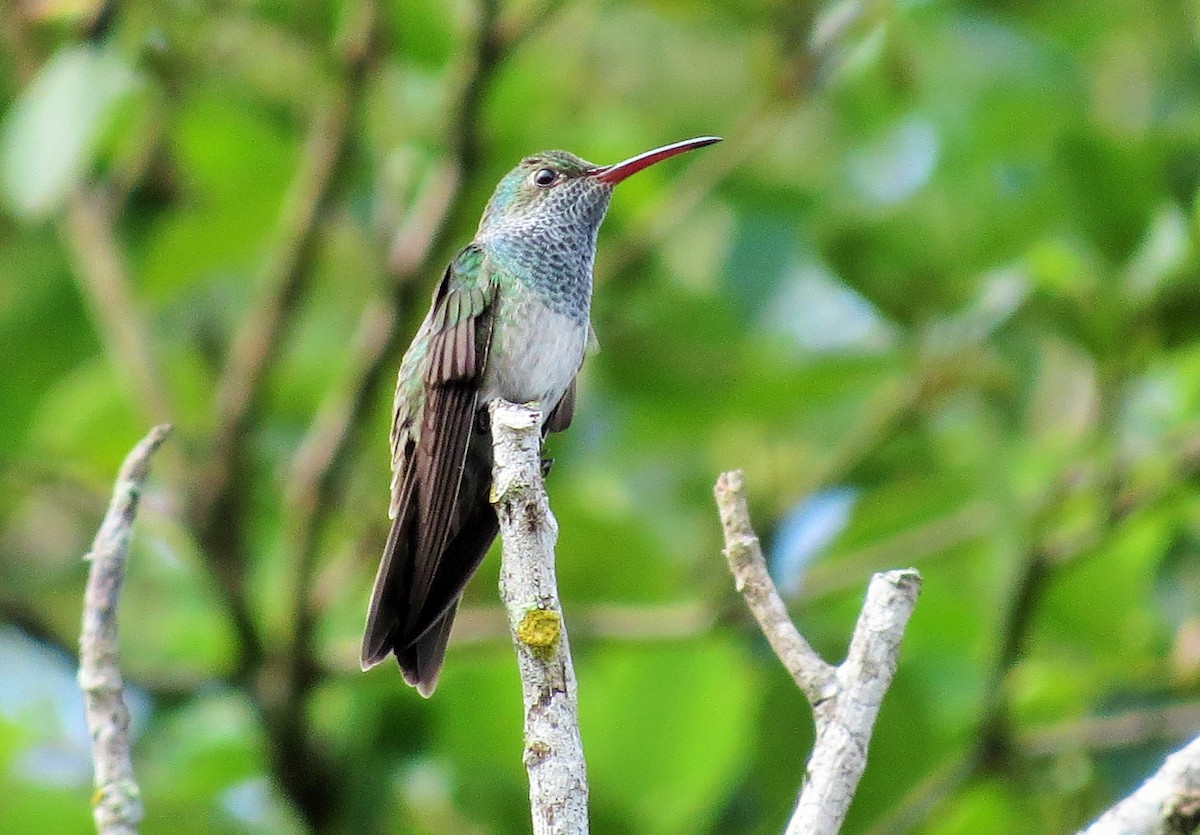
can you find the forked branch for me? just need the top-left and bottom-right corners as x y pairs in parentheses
(714, 470), (920, 835)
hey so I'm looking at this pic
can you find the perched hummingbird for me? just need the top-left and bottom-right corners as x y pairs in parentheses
(361, 136), (721, 696)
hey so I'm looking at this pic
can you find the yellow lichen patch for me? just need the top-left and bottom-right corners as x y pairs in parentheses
(517, 608), (560, 654)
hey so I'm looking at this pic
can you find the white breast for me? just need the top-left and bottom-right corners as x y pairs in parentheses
(480, 293), (588, 418)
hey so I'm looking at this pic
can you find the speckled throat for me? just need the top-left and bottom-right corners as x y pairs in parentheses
(476, 160), (613, 324)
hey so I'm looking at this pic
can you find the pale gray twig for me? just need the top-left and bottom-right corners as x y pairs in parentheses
(715, 470), (836, 705)
(490, 401), (588, 835)
(1079, 734), (1200, 835)
(714, 470), (920, 835)
(79, 424), (172, 835)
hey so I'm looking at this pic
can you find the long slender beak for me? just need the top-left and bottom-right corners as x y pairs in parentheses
(589, 136), (722, 185)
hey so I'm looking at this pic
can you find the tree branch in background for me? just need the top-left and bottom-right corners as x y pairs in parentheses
(596, 0), (850, 294)
(1020, 702), (1200, 758)
(714, 470), (920, 835)
(386, 0), (564, 281)
(868, 431), (1200, 835)
(206, 0), (378, 483)
(192, 0), (379, 673)
(189, 0), (380, 692)
(79, 424), (172, 835)
(495, 0), (568, 51)
(189, 3), (384, 829)
(4, 5), (175, 429)
(1079, 734), (1200, 835)
(63, 190), (176, 426)
(490, 401), (589, 835)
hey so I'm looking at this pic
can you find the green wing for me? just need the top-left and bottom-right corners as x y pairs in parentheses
(364, 244), (495, 670)
(409, 246), (493, 606)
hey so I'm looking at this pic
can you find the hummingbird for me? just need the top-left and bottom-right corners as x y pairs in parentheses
(361, 136), (721, 696)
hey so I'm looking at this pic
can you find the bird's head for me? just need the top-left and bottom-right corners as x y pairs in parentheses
(478, 137), (721, 241)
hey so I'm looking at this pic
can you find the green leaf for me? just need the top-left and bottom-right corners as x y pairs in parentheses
(580, 638), (760, 834)
(0, 46), (137, 219)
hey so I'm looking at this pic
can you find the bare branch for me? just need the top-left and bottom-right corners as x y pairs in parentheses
(1080, 735), (1200, 835)
(0, 0), (37, 80)
(79, 424), (172, 835)
(714, 470), (836, 705)
(168, 4), (382, 828)
(490, 401), (588, 835)
(593, 0), (876, 305)
(183, 0), (382, 703)
(714, 469), (920, 835)
(387, 159), (461, 278)
(496, 0), (569, 50)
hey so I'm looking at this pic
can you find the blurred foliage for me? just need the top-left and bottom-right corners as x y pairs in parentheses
(2, 0), (1200, 833)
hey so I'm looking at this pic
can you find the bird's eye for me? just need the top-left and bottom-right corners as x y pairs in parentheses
(532, 168), (557, 187)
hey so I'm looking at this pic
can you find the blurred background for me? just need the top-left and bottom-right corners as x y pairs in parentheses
(2, 0), (1199, 832)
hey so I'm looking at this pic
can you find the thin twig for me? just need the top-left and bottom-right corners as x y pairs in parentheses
(594, 0), (842, 294)
(1079, 734), (1200, 835)
(599, 106), (775, 285)
(490, 401), (588, 835)
(714, 469), (920, 835)
(973, 544), (1051, 770)
(866, 480), (1179, 834)
(1, 595), (76, 657)
(79, 424), (172, 835)
(496, 0), (569, 50)
(387, 158), (461, 278)
(2, 574), (200, 708)
(0, 0), (37, 80)
(714, 470), (836, 706)
(861, 752), (978, 835)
